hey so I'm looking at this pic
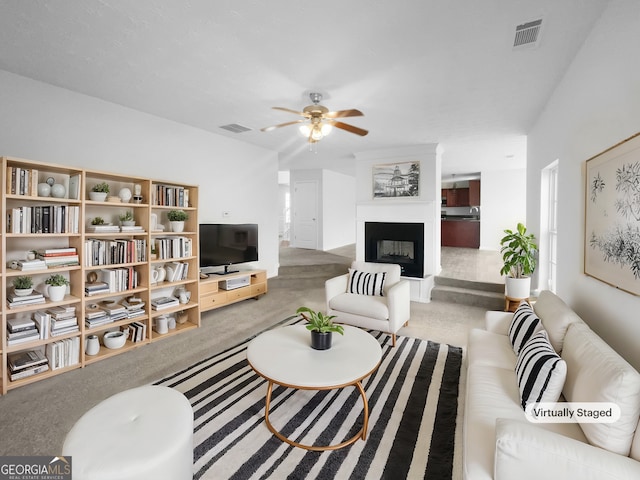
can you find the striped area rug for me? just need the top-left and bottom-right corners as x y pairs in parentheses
(155, 318), (463, 480)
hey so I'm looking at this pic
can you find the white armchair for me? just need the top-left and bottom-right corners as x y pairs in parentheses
(325, 261), (411, 346)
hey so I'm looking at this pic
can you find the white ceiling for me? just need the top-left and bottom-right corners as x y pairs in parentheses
(0, 1), (608, 177)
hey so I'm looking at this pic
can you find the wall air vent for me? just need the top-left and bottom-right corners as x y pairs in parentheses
(513, 18), (543, 50)
(219, 123), (252, 133)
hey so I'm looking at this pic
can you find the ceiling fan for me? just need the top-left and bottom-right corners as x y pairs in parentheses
(261, 92), (368, 143)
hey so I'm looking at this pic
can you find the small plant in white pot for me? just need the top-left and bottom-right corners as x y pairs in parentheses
(89, 182), (110, 201)
(119, 210), (135, 226)
(167, 209), (188, 233)
(500, 223), (538, 299)
(13, 276), (34, 296)
(297, 306), (344, 350)
(45, 273), (70, 302)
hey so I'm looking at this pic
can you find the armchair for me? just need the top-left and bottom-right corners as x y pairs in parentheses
(325, 261), (411, 346)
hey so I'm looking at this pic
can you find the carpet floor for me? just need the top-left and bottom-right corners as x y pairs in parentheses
(155, 317), (463, 480)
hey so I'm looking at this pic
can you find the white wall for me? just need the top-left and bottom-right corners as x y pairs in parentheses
(527, 0), (640, 370)
(322, 170), (356, 251)
(479, 169), (527, 250)
(0, 70), (280, 277)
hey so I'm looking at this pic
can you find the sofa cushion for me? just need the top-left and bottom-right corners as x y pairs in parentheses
(509, 301), (543, 355)
(515, 330), (567, 409)
(347, 268), (386, 296)
(562, 322), (640, 457)
(533, 290), (583, 353)
(327, 292), (389, 320)
(467, 329), (516, 369)
(350, 261), (401, 291)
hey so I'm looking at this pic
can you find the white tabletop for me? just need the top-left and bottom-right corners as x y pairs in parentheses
(247, 325), (382, 388)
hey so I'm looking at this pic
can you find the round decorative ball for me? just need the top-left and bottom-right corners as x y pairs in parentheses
(37, 183), (51, 197)
(119, 187), (132, 203)
(51, 183), (66, 198)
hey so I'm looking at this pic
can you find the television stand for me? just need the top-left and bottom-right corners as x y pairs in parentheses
(213, 265), (239, 275)
(200, 269), (267, 312)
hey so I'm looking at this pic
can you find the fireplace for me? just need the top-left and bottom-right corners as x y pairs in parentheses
(365, 222), (424, 278)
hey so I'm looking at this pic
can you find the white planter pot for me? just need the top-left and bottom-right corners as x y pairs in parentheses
(505, 277), (531, 299)
(48, 284), (67, 302)
(89, 191), (108, 202)
(170, 221), (185, 233)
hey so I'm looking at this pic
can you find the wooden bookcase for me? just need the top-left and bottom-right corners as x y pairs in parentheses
(0, 157), (200, 394)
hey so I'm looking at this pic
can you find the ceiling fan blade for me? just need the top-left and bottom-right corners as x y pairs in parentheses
(328, 121), (369, 136)
(260, 119), (305, 132)
(324, 109), (364, 119)
(272, 106), (310, 117)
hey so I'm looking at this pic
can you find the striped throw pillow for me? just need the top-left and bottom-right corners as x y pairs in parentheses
(515, 330), (567, 410)
(347, 269), (386, 296)
(509, 301), (543, 355)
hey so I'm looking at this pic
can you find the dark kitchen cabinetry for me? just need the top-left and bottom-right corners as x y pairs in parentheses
(469, 180), (480, 206)
(441, 187), (469, 207)
(441, 219), (480, 248)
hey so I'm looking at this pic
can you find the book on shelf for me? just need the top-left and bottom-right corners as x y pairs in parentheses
(50, 325), (79, 337)
(7, 327), (39, 340)
(37, 247), (77, 256)
(7, 293), (46, 309)
(32, 310), (50, 339)
(38, 254), (80, 267)
(8, 349), (48, 372)
(10, 363), (50, 381)
(50, 316), (78, 329)
(68, 173), (81, 201)
(17, 259), (47, 270)
(151, 296), (179, 310)
(120, 225), (145, 232)
(47, 337), (80, 370)
(46, 305), (76, 317)
(84, 282), (110, 296)
(86, 224), (120, 233)
(7, 316), (37, 333)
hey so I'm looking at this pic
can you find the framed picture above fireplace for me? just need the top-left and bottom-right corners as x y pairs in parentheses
(372, 161), (420, 198)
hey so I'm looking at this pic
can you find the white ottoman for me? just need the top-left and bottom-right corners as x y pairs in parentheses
(62, 385), (193, 480)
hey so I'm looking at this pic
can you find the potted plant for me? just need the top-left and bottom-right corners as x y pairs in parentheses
(91, 216), (105, 225)
(13, 276), (34, 296)
(296, 306), (344, 350)
(500, 222), (538, 299)
(167, 209), (188, 233)
(119, 210), (135, 226)
(89, 181), (110, 201)
(45, 273), (70, 302)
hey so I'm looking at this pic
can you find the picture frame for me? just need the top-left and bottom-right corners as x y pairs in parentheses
(372, 161), (419, 198)
(585, 132), (640, 296)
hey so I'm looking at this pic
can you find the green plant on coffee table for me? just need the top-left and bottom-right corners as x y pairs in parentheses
(45, 273), (70, 287)
(119, 211), (134, 222)
(296, 306), (344, 335)
(499, 222), (538, 278)
(13, 276), (34, 290)
(92, 181), (110, 194)
(91, 216), (105, 225)
(167, 209), (188, 222)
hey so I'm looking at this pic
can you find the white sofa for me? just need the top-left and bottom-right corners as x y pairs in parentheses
(464, 290), (640, 479)
(326, 261), (410, 347)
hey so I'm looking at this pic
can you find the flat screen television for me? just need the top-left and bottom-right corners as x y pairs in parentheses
(199, 223), (259, 275)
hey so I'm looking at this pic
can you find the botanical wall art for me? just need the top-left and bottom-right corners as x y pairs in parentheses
(585, 132), (640, 296)
(372, 161), (419, 198)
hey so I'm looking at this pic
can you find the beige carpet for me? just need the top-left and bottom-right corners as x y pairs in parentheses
(0, 246), (484, 480)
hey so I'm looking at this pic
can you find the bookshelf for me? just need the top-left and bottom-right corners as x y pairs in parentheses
(0, 157), (200, 394)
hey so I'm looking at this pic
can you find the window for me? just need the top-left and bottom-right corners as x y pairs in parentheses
(540, 161), (558, 292)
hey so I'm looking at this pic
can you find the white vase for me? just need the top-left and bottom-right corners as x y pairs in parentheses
(51, 183), (66, 198)
(505, 277), (531, 299)
(85, 335), (100, 356)
(170, 221), (185, 233)
(48, 284), (67, 302)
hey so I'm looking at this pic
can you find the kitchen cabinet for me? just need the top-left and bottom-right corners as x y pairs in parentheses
(469, 180), (480, 206)
(441, 219), (480, 248)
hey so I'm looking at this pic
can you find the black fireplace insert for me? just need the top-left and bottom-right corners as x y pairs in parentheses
(365, 222), (424, 278)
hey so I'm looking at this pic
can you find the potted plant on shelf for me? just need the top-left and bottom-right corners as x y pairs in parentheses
(119, 211), (135, 226)
(13, 276), (34, 296)
(500, 222), (538, 299)
(91, 216), (105, 225)
(296, 306), (344, 350)
(45, 273), (70, 302)
(167, 209), (188, 233)
(89, 182), (110, 201)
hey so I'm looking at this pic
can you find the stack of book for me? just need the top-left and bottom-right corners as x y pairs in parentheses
(47, 306), (79, 337)
(120, 225), (145, 233)
(166, 261), (190, 282)
(121, 297), (146, 319)
(85, 304), (113, 328)
(151, 296), (179, 310)
(8, 349), (50, 381)
(46, 337), (80, 370)
(7, 317), (40, 345)
(153, 236), (192, 260)
(84, 281), (110, 296)
(32, 310), (51, 339)
(37, 247), (80, 268)
(127, 321), (147, 343)
(99, 267), (138, 293)
(16, 258), (47, 271)
(7, 290), (46, 309)
(100, 301), (128, 322)
(86, 224), (120, 233)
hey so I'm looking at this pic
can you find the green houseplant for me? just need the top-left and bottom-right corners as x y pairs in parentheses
(500, 223), (538, 299)
(119, 211), (135, 225)
(296, 306), (344, 350)
(89, 181), (110, 201)
(13, 276), (34, 296)
(45, 273), (70, 302)
(91, 216), (105, 225)
(168, 209), (188, 232)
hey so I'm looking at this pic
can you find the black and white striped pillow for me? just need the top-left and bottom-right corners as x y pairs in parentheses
(347, 269), (386, 296)
(515, 330), (567, 410)
(509, 301), (543, 355)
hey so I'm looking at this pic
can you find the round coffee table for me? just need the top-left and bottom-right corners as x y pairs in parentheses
(247, 324), (382, 451)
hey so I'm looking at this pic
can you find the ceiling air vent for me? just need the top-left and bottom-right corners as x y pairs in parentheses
(219, 123), (252, 134)
(513, 18), (543, 50)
